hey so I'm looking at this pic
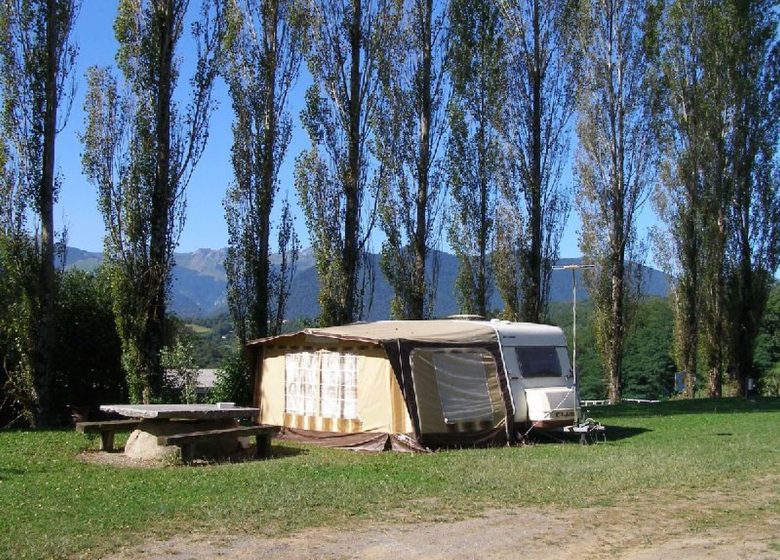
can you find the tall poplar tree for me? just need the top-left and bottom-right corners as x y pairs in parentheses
(446, 0), (506, 317)
(222, 0), (301, 341)
(695, 5), (734, 398)
(295, 0), (397, 325)
(574, 0), (656, 403)
(82, 0), (222, 402)
(0, 0), (78, 425)
(652, 0), (709, 398)
(656, 1), (778, 398)
(494, 0), (575, 322)
(375, 0), (448, 320)
(724, 0), (779, 396)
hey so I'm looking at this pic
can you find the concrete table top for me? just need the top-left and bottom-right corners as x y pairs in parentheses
(99, 403), (260, 420)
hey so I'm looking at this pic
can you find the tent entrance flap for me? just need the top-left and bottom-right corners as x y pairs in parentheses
(385, 340), (515, 447)
(411, 347), (504, 429)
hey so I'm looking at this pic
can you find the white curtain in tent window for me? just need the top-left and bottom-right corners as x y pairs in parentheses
(320, 351), (358, 419)
(285, 351), (319, 416)
(285, 350), (358, 419)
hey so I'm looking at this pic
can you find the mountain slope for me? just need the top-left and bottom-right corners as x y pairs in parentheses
(65, 247), (669, 319)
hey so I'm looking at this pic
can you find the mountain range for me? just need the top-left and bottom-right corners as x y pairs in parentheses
(64, 246), (669, 320)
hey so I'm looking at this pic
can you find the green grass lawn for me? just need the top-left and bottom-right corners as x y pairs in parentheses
(185, 323), (212, 335)
(1, 398), (778, 560)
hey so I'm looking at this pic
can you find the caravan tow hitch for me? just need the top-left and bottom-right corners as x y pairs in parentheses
(563, 419), (606, 445)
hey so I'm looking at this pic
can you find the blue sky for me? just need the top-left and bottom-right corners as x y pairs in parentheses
(54, 1), (657, 260)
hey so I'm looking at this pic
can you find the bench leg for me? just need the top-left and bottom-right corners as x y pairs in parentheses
(180, 443), (196, 463)
(100, 431), (115, 452)
(255, 433), (272, 459)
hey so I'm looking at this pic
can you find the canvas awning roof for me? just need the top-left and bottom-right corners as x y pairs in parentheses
(246, 320), (500, 347)
(246, 319), (516, 448)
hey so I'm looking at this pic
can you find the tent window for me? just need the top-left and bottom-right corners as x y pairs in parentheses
(285, 352), (318, 416)
(320, 351), (358, 420)
(431, 350), (496, 423)
(284, 350), (358, 420)
(515, 347), (562, 378)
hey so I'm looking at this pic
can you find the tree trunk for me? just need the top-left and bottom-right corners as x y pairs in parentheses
(707, 324), (723, 399)
(681, 196), (699, 398)
(254, 1), (278, 339)
(730, 116), (758, 397)
(477, 59), (489, 319)
(147, 0), (176, 402)
(33, 0), (61, 426)
(411, 0), (433, 322)
(523, 0), (542, 324)
(342, 0), (362, 325)
(478, 121), (488, 318)
(732, 201), (754, 397)
(607, 22), (625, 405)
(707, 255), (725, 398)
(608, 240), (625, 403)
(680, 279), (699, 399)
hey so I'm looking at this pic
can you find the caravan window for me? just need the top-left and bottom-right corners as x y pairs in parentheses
(515, 346), (562, 378)
(284, 350), (358, 420)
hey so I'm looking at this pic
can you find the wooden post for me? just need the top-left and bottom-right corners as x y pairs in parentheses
(99, 431), (115, 452)
(256, 433), (272, 459)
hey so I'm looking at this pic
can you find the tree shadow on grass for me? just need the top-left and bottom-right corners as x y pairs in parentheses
(190, 443), (308, 466)
(529, 425), (651, 445)
(0, 467), (25, 481)
(586, 397), (780, 418)
(268, 444), (308, 460)
(600, 425), (651, 442)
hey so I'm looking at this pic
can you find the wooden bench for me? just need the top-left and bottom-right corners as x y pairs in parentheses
(75, 419), (141, 451)
(157, 425), (280, 463)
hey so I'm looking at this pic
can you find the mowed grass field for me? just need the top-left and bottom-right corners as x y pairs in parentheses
(1, 398), (778, 560)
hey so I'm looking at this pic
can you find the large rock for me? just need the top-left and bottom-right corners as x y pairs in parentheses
(123, 419), (248, 461)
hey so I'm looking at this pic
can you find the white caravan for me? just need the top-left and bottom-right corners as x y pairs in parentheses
(483, 320), (579, 429)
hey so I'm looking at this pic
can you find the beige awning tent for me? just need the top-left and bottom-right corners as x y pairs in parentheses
(246, 320), (516, 451)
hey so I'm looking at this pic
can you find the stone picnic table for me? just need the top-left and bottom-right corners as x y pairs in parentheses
(99, 403), (265, 461)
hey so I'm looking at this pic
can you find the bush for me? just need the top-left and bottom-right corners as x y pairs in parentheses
(2, 248), (127, 426)
(0, 235), (39, 427)
(760, 364), (780, 397)
(208, 344), (252, 406)
(50, 268), (126, 424)
(161, 334), (200, 404)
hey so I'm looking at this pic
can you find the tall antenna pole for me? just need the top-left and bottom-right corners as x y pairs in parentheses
(572, 267), (577, 387)
(553, 263), (595, 423)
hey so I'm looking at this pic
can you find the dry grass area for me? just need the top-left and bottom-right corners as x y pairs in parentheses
(104, 475), (780, 560)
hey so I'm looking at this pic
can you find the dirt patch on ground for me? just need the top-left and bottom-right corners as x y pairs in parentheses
(77, 447), (259, 469)
(102, 477), (779, 560)
(77, 450), (165, 469)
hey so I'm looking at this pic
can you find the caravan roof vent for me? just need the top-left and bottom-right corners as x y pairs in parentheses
(447, 314), (485, 321)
